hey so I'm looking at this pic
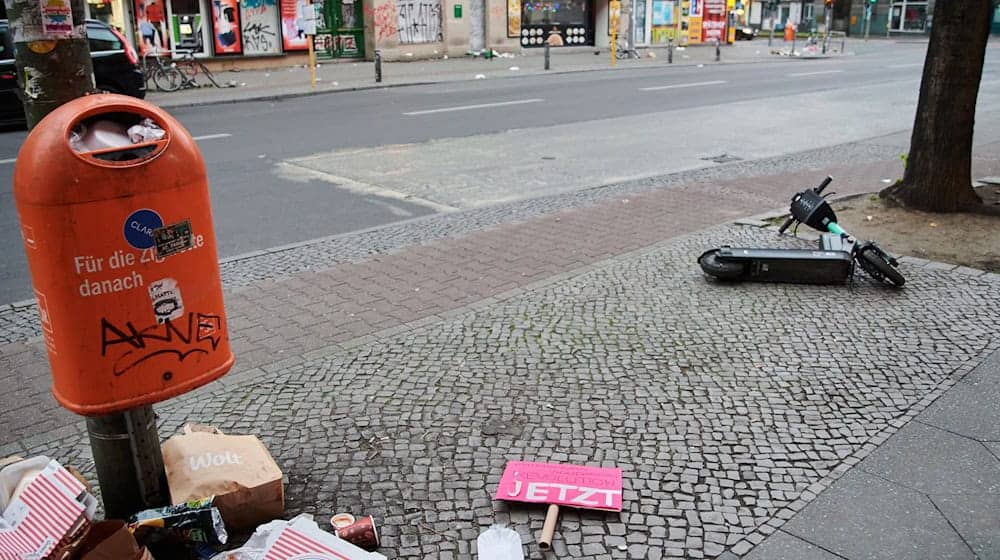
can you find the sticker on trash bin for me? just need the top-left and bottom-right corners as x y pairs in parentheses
(153, 219), (193, 258)
(149, 278), (184, 323)
(124, 209), (163, 249)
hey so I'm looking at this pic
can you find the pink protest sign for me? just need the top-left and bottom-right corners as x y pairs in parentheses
(494, 461), (623, 511)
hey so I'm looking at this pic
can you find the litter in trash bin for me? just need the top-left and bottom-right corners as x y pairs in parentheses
(128, 118), (166, 143)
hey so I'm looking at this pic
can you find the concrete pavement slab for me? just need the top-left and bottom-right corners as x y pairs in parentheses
(918, 355), (1000, 441)
(782, 470), (974, 560)
(857, 421), (1000, 496)
(743, 531), (843, 560)
(930, 493), (1000, 559)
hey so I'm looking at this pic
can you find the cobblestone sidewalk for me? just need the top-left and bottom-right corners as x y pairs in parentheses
(4, 224), (999, 559)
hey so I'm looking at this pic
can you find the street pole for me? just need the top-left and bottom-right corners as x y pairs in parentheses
(8, 0), (170, 521)
(86, 407), (168, 519)
(375, 49), (383, 82)
(668, 38), (673, 63)
(768, 4), (775, 46)
(544, 42), (550, 70)
(7, 0), (94, 128)
(864, 4), (872, 40)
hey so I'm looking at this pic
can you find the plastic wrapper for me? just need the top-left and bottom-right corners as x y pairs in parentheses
(68, 120), (132, 152)
(128, 497), (228, 547)
(477, 525), (524, 560)
(127, 118), (166, 143)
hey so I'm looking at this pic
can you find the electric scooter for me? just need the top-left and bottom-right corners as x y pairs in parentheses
(698, 177), (905, 287)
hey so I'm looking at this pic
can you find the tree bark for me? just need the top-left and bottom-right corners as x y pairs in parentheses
(6, 0), (94, 129)
(880, 0), (991, 212)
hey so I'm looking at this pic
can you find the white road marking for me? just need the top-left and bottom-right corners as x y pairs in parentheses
(0, 157), (15, 165)
(403, 98), (544, 116)
(788, 70), (844, 77)
(639, 80), (727, 91)
(886, 63), (923, 69)
(192, 133), (232, 141)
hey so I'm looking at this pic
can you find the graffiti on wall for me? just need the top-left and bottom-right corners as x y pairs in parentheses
(242, 0), (281, 54)
(365, 2), (400, 40)
(396, 0), (442, 43)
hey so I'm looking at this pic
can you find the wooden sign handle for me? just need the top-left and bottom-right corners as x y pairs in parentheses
(539, 504), (559, 550)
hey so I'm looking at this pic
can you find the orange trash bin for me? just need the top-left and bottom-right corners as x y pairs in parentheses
(784, 24), (795, 41)
(13, 94), (234, 416)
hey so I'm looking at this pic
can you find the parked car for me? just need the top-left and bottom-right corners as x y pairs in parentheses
(0, 19), (144, 127)
(735, 26), (758, 40)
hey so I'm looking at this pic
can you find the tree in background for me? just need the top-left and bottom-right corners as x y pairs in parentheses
(7, 0), (94, 128)
(880, 0), (993, 212)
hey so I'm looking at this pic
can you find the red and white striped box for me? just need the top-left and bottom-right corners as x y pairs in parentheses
(261, 517), (386, 560)
(0, 460), (91, 560)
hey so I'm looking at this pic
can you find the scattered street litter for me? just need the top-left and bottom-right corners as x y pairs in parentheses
(477, 525), (523, 560)
(0, 457), (98, 560)
(75, 520), (155, 560)
(330, 513), (356, 529)
(494, 461), (622, 550)
(335, 515), (380, 550)
(128, 497), (228, 547)
(127, 118), (166, 143)
(211, 515), (386, 560)
(162, 424), (284, 530)
(475, 74), (487, 79)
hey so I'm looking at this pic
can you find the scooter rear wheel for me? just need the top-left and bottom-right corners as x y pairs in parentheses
(698, 250), (746, 280)
(859, 250), (905, 287)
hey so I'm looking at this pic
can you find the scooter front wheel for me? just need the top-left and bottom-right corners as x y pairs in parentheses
(858, 250), (905, 287)
(698, 249), (746, 281)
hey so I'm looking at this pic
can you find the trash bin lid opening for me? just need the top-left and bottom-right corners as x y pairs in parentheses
(68, 110), (170, 167)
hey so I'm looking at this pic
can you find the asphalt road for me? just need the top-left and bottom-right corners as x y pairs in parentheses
(1, 42), (997, 303)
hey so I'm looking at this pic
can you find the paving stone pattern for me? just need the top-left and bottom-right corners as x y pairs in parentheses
(0, 138), (911, 345)
(14, 225), (1000, 559)
(1, 146), (927, 444)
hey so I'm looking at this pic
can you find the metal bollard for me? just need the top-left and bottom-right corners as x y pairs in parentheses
(715, 39), (720, 62)
(375, 50), (382, 83)
(841, 34), (845, 53)
(544, 42), (550, 71)
(668, 39), (673, 64)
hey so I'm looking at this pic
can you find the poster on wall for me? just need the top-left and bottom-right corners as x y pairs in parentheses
(242, 0), (281, 54)
(689, 0), (701, 17)
(211, 0), (243, 54)
(134, 0), (170, 54)
(507, 0), (520, 37)
(280, 0), (310, 50)
(701, 0), (725, 41)
(687, 15), (702, 42)
(41, 0), (74, 36)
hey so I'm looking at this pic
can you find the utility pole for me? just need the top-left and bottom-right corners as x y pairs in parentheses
(864, 1), (872, 40)
(7, 0), (94, 127)
(8, 0), (169, 520)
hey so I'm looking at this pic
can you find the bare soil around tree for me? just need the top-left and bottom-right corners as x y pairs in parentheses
(832, 185), (1000, 273)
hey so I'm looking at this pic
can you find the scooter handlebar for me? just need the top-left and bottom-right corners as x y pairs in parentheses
(777, 216), (795, 234)
(815, 176), (833, 194)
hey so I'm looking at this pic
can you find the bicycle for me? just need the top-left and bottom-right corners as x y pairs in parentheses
(142, 49), (185, 92)
(172, 50), (230, 89)
(614, 40), (642, 60)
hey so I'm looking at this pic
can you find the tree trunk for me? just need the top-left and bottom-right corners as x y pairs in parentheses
(880, 0), (991, 212)
(6, 0), (94, 129)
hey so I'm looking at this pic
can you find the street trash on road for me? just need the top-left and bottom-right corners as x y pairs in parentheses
(74, 520), (156, 560)
(210, 515), (386, 560)
(128, 497), (228, 548)
(0, 456), (98, 560)
(161, 424), (284, 530)
(330, 513), (355, 529)
(334, 515), (380, 550)
(477, 525), (523, 560)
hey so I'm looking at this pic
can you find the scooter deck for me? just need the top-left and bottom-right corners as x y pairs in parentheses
(715, 247), (854, 285)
